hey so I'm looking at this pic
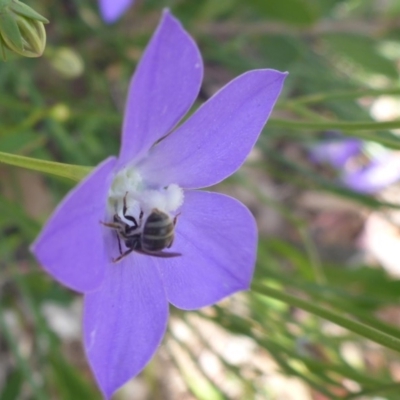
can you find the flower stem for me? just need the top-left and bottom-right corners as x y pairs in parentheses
(286, 87), (400, 105)
(344, 382), (400, 399)
(268, 118), (400, 149)
(269, 117), (400, 134)
(0, 151), (92, 181)
(251, 283), (400, 353)
(297, 226), (326, 285)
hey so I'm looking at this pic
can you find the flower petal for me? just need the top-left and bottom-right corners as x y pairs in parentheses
(117, 10), (203, 168)
(138, 69), (287, 189)
(31, 157), (117, 293)
(83, 248), (168, 399)
(341, 154), (400, 194)
(155, 190), (257, 310)
(309, 138), (362, 169)
(99, 0), (134, 23)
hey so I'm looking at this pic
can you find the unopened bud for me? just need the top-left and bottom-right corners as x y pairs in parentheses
(50, 103), (70, 122)
(0, 0), (48, 59)
(49, 47), (84, 79)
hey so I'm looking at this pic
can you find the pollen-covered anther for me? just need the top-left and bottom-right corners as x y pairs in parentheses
(107, 166), (184, 222)
(138, 184), (184, 216)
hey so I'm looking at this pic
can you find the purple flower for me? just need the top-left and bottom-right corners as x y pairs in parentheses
(309, 138), (400, 194)
(342, 154), (400, 194)
(309, 138), (363, 169)
(98, 0), (134, 23)
(31, 10), (287, 399)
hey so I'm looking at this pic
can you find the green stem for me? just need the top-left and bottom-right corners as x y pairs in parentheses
(268, 118), (400, 149)
(297, 226), (326, 285)
(286, 87), (400, 105)
(0, 109), (49, 138)
(251, 284), (400, 353)
(269, 117), (400, 134)
(279, 102), (328, 122)
(0, 151), (92, 181)
(344, 382), (400, 399)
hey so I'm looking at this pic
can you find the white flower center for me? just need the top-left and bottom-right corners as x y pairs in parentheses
(107, 166), (184, 228)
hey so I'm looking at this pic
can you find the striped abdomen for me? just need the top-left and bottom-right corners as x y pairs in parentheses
(142, 209), (175, 252)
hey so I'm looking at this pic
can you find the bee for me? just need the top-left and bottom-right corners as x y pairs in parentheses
(101, 194), (181, 263)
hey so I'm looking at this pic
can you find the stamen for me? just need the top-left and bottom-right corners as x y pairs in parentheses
(108, 166), (184, 224)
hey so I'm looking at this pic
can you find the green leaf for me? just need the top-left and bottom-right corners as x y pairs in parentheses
(323, 34), (399, 79)
(247, 0), (319, 26)
(198, 0), (237, 19)
(0, 369), (23, 400)
(49, 352), (99, 400)
(257, 35), (304, 71)
(0, 151), (92, 181)
(10, 0), (49, 23)
(0, 11), (23, 51)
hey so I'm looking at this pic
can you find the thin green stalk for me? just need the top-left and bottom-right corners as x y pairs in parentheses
(164, 341), (211, 400)
(0, 151), (92, 181)
(183, 315), (256, 395)
(344, 382), (400, 399)
(269, 118), (400, 135)
(257, 267), (400, 340)
(0, 303), (48, 400)
(279, 102), (328, 122)
(166, 337), (227, 400)
(268, 117), (400, 149)
(267, 337), (388, 387)
(251, 284), (400, 353)
(297, 226), (326, 285)
(285, 87), (400, 106)
(0, 109), (49, 138)
(201, 310), (341, 399)
(262, 342), (342, 399)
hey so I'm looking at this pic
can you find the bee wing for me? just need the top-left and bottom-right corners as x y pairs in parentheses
(134, 249), (182, 258)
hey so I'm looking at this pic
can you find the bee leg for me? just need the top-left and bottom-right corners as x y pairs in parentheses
(116, 233), (122, 255)
(123, 192), (129, 215)
(112, 247), (135, 263)
(173, 213), (181, 226)
(125, 215), (139, 228)
(122, 192), (137, 227)
(122, 192), (142, 228)
(100, 220), (120, 230)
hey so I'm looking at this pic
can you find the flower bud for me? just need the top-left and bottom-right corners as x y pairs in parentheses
(48, 47), (84, 79)
(0, 0), (48, 58)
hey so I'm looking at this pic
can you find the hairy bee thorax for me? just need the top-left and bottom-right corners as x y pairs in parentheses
(107, 165), (184, 229)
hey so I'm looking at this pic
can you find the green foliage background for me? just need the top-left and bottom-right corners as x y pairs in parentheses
(2, 0), (400, 399)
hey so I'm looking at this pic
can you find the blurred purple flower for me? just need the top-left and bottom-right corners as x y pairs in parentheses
(309, 138), (400, 194)
(31, 10), (286, 398)
(342, 154), (400, 194)
(99, 0), (134, 23)
(309, 138), (362, 169)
